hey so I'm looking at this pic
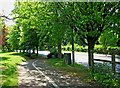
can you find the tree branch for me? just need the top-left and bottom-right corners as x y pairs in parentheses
(0, 15), (12, 20)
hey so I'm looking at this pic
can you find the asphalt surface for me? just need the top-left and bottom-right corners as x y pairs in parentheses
(18, 60), (47, 88)
(18, 59), (101, 88)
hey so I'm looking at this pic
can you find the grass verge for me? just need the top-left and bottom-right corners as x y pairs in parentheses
(46, 58), (91, 83)
(0, 52), (27, 87)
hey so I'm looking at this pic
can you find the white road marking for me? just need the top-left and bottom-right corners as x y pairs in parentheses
(32, 60), (59, 88)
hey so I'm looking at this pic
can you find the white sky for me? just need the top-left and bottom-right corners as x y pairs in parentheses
(0, 0), (16, 26)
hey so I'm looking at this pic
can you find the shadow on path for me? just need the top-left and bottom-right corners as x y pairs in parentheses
(18, 60), (52, 88)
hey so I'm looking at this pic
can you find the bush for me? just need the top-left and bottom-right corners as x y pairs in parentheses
(24, 53), (31, 57)
(92, 63), (120, 88)
(30, 54), (38, 59)
(62, 44), (87, 52)
(47, 53), (63, 59)
(62, 44), (120, 55)
(94, 45), (120, 55)
(107, 46), (120, 55)
(82, 46), (88, 52)
(94, 45), (105, 54)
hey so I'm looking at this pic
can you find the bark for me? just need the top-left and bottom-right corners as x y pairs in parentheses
(26, 49), (28, 53)
(72, 29), (75, 65)
(58, 42), (62, 58)
(87, 37), (95, 68)
(33, 48), (35, 54)
(36, 46), (39, 56)
(117, 34), (120, 47)
(23, 49), (25, 53)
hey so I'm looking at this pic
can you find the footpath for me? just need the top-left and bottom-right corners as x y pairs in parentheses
(18, 59), (101, 88)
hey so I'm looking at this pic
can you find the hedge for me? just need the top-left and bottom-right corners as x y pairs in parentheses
(62, 44), (120, 55)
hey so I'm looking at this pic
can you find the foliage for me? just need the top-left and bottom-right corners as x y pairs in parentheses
(6, 25), (20, 51)
(62, 44), (120, 55)
(62, 44), (88, 52)
(99, 29), (119, 49)
(0, 18), (8, 52)
(92, 63), (120, 88)
(9, 2), (119, 66)
(94, 45), (120, 55)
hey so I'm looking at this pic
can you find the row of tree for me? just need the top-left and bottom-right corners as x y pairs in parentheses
(2, 2), (120, 67)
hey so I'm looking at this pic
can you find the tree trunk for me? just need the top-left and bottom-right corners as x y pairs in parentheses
(36, 46), (39, 56)
(26, 49), (28, 53)
(33, 48), (35, 54)
(58, 42), (62, 58)
(23, 49), (25, 53)
(117, 34), (120, 47)
(88, 38), (95, 69)
(72, 29), (75, 65)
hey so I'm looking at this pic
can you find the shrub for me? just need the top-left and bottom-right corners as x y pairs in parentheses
(62, 44), (120, 55)
(107, 46), (120, 55)
(94, 45), (105, 54)
(47, 53), (63, 59)
(94, 45), (120, 55)
(82, 46), (88, 52)
(62, 44), (87, 52)
(92, 63), (120, 88)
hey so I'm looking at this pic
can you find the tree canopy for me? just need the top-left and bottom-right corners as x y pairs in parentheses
(5, 2), (120, 66)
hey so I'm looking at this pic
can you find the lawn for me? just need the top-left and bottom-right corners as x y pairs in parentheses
(0, 52), (27, 87)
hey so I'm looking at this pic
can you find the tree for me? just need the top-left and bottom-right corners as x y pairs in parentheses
(10, 2), (119, 68)
(7, 25), (20, 51)
(57, 2), (120, 67)
(74, 2), (119, 68)
(0, 18), (8, 51)
(12, 2), (42, 54)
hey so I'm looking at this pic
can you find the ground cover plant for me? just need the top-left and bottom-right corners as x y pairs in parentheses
(93, 63), (120, 88)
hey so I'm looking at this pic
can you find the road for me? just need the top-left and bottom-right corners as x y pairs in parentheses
(38, 51), (120, 73)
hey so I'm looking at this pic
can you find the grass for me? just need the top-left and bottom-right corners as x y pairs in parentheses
(46, 58), (91, 83)
(0, 52), (27, 87)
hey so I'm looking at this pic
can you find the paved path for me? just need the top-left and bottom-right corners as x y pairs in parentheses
(18, 59), (100, 88)
(18, 60), (51, 88)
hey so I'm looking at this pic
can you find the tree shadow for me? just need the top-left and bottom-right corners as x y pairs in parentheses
(1, 57), (10, 61)
(9, 52), (29, 60)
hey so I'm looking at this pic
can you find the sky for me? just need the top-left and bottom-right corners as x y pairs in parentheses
(0, 0), (16, 26)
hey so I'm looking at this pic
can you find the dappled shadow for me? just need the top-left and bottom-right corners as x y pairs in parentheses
(34, 60), (101, 88)
(18, 60), (51, 88)
(1, 57), (10, 61)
